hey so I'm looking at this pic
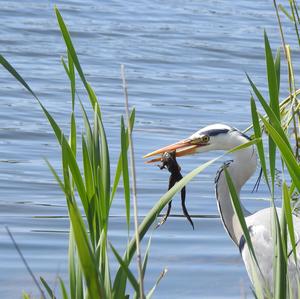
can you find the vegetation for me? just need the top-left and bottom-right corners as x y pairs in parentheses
(226, 1), (300, 298)
(1, 1), (300, 298)
(0, 7), (217, 299)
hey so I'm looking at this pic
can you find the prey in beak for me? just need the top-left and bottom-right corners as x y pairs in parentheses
(143, 134), (210, 163)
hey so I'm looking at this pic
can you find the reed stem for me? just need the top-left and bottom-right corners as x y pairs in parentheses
(121, 64), (145, 299)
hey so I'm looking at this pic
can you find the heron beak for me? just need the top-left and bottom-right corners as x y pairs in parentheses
(143, 138), (201, 163)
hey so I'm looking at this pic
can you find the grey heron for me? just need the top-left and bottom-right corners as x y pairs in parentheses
(144, 123), (300, 297)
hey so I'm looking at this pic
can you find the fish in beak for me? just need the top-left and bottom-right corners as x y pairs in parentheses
(143, 137), (207, 163)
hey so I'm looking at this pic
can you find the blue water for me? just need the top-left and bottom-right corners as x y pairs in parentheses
(0, 1), (298, 298)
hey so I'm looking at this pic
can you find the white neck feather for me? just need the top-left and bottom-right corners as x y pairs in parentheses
(215, 142), (257, 245)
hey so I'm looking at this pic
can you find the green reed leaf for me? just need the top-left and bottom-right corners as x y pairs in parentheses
(110, 243), (140, 297)
(264, 31), (280, 119)
(82, 136), (95, 200)
(111, 109), (135, 204)
(283, 181), (298, 264)
(247, 75), (292, 150)
(275, 208), (287, 299)
(44, 159), (65, 192)
(68, 228), (76, 299)
(68, 51), (76, 111)
(40, 277), (56, 299)
(250, 97), (269, 189)
(275, 48), (281, 94)
(260, 115), (300, 193)
(279, 4), (294, 21)
(70, 112), (76, 157)
(224, 169), (259, 266)
(96, 112), (111, 218)
(264, 32), (280, 194)
(142, 237), (152, 280)
(59, 277), (69, 299)
(121, 116), (130, 228)
(55, 7), (96, 109)
(0, 54), (39, 101)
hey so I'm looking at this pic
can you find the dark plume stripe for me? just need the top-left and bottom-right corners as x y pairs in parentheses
(202, 128), (230, 136)
(202, 127), (251, 140)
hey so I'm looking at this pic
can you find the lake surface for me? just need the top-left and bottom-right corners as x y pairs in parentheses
(0, 1), (298, 298)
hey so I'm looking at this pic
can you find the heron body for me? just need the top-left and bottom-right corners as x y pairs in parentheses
(145, 123), (300, 297)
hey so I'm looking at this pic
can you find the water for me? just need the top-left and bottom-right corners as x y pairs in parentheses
(0, 1), (298, 298)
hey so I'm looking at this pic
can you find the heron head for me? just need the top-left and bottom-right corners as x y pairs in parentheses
(144, 124), (250, 163)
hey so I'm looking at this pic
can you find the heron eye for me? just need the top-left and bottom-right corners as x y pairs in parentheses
(201, 135), (210, 143)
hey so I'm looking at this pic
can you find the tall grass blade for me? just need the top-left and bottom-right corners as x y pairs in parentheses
(75, 259), (83, 299)
(70, 112), (77, 157)
(40, 277), (56, 299)
(264, 32), (280, 118)
(283, 181), (298, 264)
(111, 109), (135, 203)
(62, 137), (103, 299)
(224, 169), (259, 267)
(55, 7), (96, 109)
(67, 200), (103, 299)
(110, 243), (140, 297)
(67, 51), (76, 111)
(264, 32), (280, 194)
(44, 159), (65, 191)
(274, 208), (287, 299)
(260, 115), (300, 192)
(0, 54), (39, 101)
(80, 101), (93, 159)
(250, 96), (270, 189)
(279, 4), (294, 21)
(68, 228), (77, 299)
(82, 136), (95, 200)
(275, 48), (281, 95)
(5, 227), (46, 299)
(247, 75), (292, 150)
(96, 112), (111, 220)
(142, 237), (152, 280)
(121, 116), (131, 228)
(59, 277), (69, 299)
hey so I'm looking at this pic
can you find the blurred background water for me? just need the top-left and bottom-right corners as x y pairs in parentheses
(0, 0), (299, 298)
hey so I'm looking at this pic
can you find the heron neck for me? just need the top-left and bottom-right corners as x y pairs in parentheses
(215, 145), (257, 245)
